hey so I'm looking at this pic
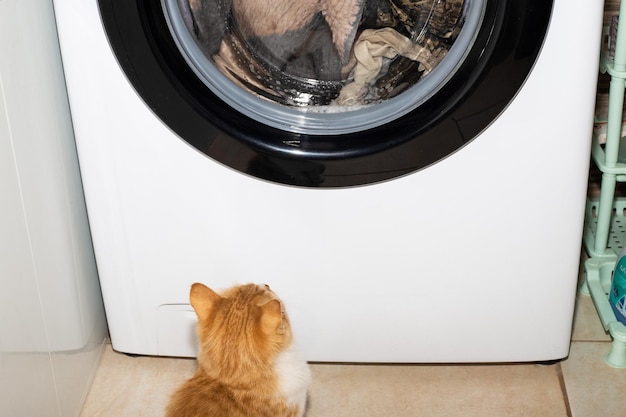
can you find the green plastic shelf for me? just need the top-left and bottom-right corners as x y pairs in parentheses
(600, 49), (626, 80)
(584, 257), (626, 368)
(584, 0), (626, 369)
(583, 197), (626, 367)
(584, 198), (626, 258)
(591, 134), (626, 178)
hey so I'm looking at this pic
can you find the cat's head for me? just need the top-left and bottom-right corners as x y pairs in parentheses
(190, 282), (293, 372)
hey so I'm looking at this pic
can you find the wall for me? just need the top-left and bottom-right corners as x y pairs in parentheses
(0, 0), (108, 415)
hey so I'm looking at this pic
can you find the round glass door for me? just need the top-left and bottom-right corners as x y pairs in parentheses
(164, 0), (483, 134)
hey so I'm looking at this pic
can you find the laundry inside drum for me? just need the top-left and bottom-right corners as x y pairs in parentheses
(166, 0), (483, 134)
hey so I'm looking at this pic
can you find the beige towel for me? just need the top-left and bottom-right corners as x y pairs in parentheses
(337, 28), (444, 105)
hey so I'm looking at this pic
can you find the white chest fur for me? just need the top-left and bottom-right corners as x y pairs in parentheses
(274, 343), (311, 416)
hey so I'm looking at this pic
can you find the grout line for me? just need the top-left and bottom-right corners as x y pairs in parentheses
(556, 363), (574, 417)
(570, 339), (613, 343)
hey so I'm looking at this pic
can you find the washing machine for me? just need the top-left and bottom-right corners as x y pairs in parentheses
(53, 0), (603, 362)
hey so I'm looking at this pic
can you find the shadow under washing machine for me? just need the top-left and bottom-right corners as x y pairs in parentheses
(53, 0), (603, 362)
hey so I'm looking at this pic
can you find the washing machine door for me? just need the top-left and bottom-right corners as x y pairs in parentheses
(98, 0), (552, 187)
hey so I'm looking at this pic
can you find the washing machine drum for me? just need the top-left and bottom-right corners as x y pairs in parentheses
(99, 0), (552, 187)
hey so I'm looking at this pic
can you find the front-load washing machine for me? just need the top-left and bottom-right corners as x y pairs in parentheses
(53, 0), (602, 362)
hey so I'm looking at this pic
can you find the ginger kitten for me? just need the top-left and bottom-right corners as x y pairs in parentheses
(165, 283), (311, 417)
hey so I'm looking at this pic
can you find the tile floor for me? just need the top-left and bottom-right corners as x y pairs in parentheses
(79, 276), (625, 417)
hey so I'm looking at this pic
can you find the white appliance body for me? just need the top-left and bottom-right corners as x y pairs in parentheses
(54, 0), (603, 362)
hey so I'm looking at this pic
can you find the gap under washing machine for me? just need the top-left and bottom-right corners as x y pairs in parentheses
(53, 0), (603, 362)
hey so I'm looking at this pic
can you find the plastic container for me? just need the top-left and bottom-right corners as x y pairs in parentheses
(611, 245), (626, 325)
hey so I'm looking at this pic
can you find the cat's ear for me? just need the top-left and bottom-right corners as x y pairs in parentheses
(259, 299), (285, 334)
(190, 283), (221, 321)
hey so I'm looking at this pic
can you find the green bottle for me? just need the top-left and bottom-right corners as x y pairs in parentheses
(611, 246), (626, 325)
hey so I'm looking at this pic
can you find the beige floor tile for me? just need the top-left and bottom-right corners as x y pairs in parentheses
(81, 346), (568, 417)
(79, 345), (196, 417)
(306, 363), (568, 417)
(561, 342), (626, 417)
(571, 293), (612, 342)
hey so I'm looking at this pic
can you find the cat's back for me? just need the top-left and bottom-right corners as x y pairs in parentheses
(165, 372), (304, 417)
(165, 374), (231, 417)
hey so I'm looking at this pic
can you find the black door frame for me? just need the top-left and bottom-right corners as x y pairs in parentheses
(98, 0), (553, 187)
